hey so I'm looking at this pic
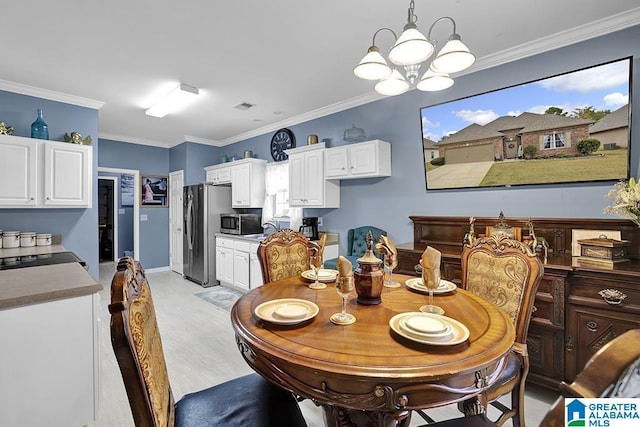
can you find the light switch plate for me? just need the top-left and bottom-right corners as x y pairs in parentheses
(141, 214), (148, 221)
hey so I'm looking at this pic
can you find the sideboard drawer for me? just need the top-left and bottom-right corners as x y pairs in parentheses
(531, 272), (566, 327)
(569, 276), (640, 312)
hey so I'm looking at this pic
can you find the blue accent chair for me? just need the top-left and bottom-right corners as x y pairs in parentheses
(324, 226), (387, 271)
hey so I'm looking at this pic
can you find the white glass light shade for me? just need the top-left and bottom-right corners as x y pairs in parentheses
(431, 34), (475, 74)
(354, 46), (392, 80)
(375, 69), (409, 96)
(146, 83), (199, 118)
(417, 66), (454, 91)
(388, 26), (434, 66)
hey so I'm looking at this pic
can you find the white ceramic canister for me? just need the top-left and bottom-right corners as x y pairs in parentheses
(2, 231), (20, 248)
(20, 232), (36, 247)
(36, 233), (52, 246)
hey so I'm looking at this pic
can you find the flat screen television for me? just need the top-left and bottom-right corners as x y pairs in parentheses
(420, 57), (632, 190)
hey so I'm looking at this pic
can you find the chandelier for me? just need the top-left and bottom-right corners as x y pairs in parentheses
(354, 0), (475, 96)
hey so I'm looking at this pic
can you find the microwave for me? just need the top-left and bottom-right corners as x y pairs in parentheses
(220, 213), (263, 235)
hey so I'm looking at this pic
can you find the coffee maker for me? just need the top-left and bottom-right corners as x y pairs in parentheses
(299, 217), (319, 240)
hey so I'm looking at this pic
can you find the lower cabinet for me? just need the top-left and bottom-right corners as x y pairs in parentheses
(565, 269), (640, 382)
(216, 235), (264, 291)
(0, 293), (100, 426)
(527, 270), (568, 389)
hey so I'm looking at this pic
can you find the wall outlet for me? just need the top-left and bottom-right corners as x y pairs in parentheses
(317, 217), (323, 226)
(140, 214), (148, 221)
(119, 209), (125, 215)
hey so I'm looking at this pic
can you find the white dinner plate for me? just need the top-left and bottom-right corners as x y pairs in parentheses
(405, 278), (457, 294)
(254, 298), (319, 325)
(301, 269), (338, 282)
(400, 314), (452, 338)
(389, 312), (470, 346)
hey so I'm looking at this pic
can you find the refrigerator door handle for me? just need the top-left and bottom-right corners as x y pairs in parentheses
(186, 197), (194, 251)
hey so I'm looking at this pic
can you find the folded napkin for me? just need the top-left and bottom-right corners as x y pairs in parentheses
(337, 255), (353, 278)
(420, 246), (441, 288)
(375, 235), (398, 267)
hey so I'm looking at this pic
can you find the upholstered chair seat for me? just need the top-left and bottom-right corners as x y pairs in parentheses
(109, 257), (307, 427)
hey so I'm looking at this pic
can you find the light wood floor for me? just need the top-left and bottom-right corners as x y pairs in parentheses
(95, 262), (557, 427)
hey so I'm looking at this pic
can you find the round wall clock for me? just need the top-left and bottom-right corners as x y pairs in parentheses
(270, 128), (296, 161)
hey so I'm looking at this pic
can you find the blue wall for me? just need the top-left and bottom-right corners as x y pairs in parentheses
(98, 139), (170, 269)
(170, 142), (219, 185)
(0, 91), (99, 278)
(211, 25), (640, 252)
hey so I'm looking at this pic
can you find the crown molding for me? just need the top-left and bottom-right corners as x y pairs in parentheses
(465, 7), (640, 74)
(179, 135), (222, 147)
(99, 132), (169, 148)
(0, 79), (105, 109)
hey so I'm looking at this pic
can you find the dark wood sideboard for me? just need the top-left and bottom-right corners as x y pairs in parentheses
(396, 216), (640, 390)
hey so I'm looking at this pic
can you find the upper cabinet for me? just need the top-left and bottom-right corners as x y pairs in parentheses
(230, 158), (266, 208)
(204, 163), (231, 185)
(325, 140), (391, 180)
(0, 135), (92, 208)
(286, 143), (339, 208)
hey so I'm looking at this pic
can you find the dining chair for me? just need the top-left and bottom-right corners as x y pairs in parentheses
(461, 235), (544, 426)
(416, 329), (640, 426)
(108, 257), (308, 427)
(257, 228), (319, 283)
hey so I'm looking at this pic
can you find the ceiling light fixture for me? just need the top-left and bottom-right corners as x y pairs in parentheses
(145, 83), (199, 118)
(354, 0), (475, 96)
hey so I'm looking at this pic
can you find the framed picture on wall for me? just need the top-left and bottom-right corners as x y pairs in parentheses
(121, 173), (135, 207)
(141, 174), (168, 207)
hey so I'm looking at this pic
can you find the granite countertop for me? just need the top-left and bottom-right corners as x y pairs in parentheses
(215, 231), (339, 245)
(0, 261), (102, 310)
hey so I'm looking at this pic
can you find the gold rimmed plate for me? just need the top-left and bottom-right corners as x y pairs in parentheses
(405, 278), (457, 294)
(390, 312), (469, 346)
(301, 269), (338, 282)
(254, 298), (319, 325)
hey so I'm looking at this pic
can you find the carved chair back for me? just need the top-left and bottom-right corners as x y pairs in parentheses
(461, 235), (543, 344)
(108, 257), (175, 427)
(257, 229), (318, 283)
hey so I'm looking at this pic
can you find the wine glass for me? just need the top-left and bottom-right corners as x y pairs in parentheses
(419, 267), (445, 314)
(308, 254), (326, 290)
(330, 276), (356, 325)
(383, 253), (400, 288)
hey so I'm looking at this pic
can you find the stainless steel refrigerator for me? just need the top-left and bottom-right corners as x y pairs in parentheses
(183, 183), (231, 286)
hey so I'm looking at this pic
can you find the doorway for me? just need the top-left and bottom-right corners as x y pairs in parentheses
(97, 167), (140, 260)
(169, 170), (184, 274)
(98, 177), (118, 262)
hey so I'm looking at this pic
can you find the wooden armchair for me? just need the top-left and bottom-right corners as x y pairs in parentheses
(108, 257), (307, 427)
(257, 229), (319, 283)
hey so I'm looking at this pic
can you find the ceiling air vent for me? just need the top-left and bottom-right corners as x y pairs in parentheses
(233, 102), (255, 111)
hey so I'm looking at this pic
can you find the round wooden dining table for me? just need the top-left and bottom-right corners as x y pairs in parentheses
(230, 273), (515, 427)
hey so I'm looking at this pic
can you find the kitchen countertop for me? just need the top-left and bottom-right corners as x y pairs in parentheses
(0, 244), (67, 258)
(215, 231), (339, 244)
(0, 260), (102, 310)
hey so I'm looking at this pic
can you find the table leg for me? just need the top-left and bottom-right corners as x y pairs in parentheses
(321, 405), (411, 427)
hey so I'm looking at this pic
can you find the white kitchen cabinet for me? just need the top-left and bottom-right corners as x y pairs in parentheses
(215, 237), (234, 284)
(233, 240), (251, 290)
(249, 242), (263, 288)
(230, 158), (266, 208)
(286, 143), (339, 208)
(204, 163), (231, 185)
(216, 235), (265, 290)
(0, 134), (92, 208)
(324, 139), (391, 180)
(0, 293), (100, 426)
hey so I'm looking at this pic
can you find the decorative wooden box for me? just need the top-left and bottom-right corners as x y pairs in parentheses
(577, 236), (630, 266)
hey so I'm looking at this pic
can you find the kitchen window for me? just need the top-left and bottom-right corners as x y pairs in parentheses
(262, 162), (302, 228)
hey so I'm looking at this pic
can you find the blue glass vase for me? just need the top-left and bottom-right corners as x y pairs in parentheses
(30, 109), (49, 140)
